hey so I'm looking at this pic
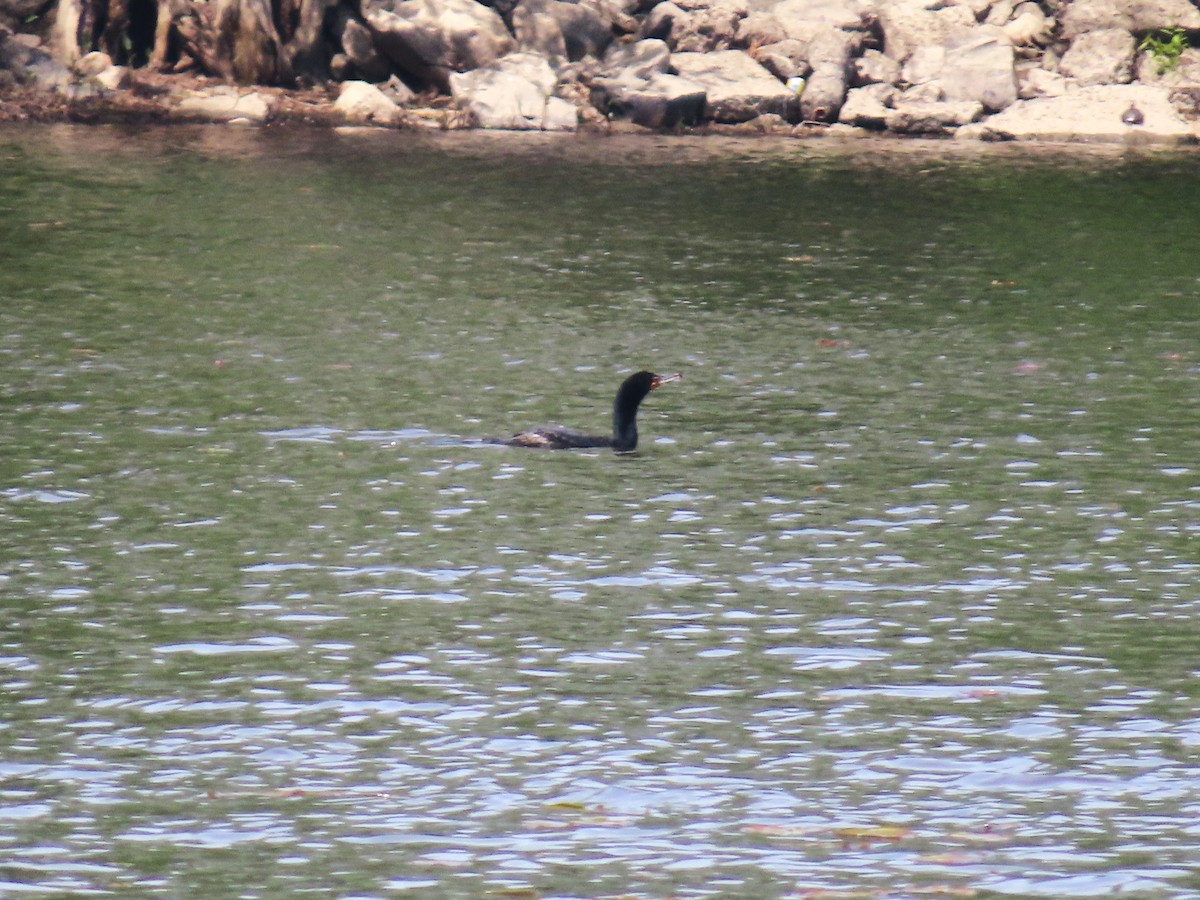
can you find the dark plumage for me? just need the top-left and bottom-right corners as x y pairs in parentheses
(501, 370), (681, 452)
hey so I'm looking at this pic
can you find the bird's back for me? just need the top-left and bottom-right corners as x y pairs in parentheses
(501, 426), (613, 450)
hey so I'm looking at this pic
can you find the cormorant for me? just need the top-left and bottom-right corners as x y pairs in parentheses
(500, 370), (681, 452)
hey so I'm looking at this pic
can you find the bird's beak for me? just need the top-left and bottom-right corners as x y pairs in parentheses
(651, 373), (682, 390)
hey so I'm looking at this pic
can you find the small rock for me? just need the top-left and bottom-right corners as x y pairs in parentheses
(753, 39), (809, 81)
(839, 82), (895, 128)
(1169, 86), (1200, 120)
(1018, 66), (1069, 99)
(852, 48), (901, 87)
(379, 74), (415, 105)
(74, 51), (112, 76)
(886, 97), (982, 133)
(93, 64), (129, 90)
(1002, 2), (1051, 46)
(335, 80), (403, 125)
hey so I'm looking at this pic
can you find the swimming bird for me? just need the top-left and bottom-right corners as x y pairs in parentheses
(500, 370), (681, 452)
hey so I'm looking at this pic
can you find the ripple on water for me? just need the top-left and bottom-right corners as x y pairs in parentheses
(155, 636), (299, 656)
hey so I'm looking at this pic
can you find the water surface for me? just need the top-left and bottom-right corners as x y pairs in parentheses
(2, 126), (1200, 897)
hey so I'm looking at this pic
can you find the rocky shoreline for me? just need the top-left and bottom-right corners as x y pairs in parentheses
(2, 0), (1200, 142)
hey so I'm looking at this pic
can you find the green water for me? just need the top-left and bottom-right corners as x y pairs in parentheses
(1, 125), (1199, 897)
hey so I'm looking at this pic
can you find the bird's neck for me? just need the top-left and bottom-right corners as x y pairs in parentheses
(612, 400), (640, 451)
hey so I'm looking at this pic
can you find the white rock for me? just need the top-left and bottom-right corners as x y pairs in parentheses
(941, 28), (1018, 111)
(1018, 66), (1070, 99)
(976, 84), (1199, 141)
(877, 0), (975, 63)
(449, 51), (577, 130)
(671, 49), (796, 121)
(886, 97), (982, 132)
(1002, 3), (1051, 46)
(74, 51), (112, 76)
(173, 89), (273, 123)
(93, 65), (129, 90)
(335, 80), (403, 125)
(839, 83), (895, 127)
(853, 48), (901, 86)
(363, 0), (515, 91)
(773, 0), (869, 31)
(1060, 0), (1200, 39)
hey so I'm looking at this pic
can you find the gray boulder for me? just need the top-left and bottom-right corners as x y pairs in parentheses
(600, 71), (707, 125)
(0, 0), (42, 28)
(554, 0), (614, 59)
(1001, 2), (1052, 46)
(800, 26), (856, 121)
(752, 38), (808, 81)
(878, 0), (974, 63)
(665, 0), (745, 52)
(1059, 0), (1200, 39)
(901, 27), (1017, 112)
(1019, 66), (1070, 99)
(449, 51), (578, 129)
(772, 0), (868, 31)
(604, 36), (671, 78)
(1059, 28), (1135, 85)
(0, 28), (73, 92)
(514, 0), (612, 62)
(853, 48), (901, 86)
(340, 16), (393, 82)
(513, 0), (569, 60)
(671, 48), (796, 121)
(363, 0), (515, 91)
(838, 82), (895, 127)
(940, 29), (1017, 111)
(638, 1), (689, 44)
(594, 38), (706, 126)
(886, 95), (982, 133)
(736, 12), (786, 47)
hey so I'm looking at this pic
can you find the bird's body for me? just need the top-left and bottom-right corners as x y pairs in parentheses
(500, 370), (680, 452)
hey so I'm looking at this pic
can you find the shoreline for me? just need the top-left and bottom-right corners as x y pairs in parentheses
(6, 111), (1197, 172)
(5, 0), (1200, 148)
(3, 70), (1199, 152)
